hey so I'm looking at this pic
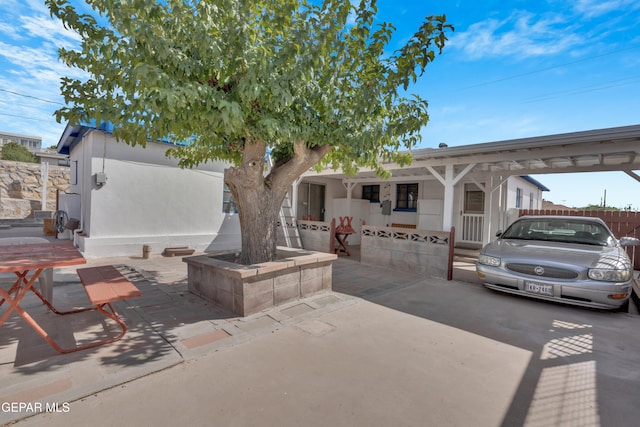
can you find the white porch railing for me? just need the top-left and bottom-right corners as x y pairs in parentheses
(461, 213), (484, 244)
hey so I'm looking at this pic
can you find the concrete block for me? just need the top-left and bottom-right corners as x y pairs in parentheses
(301, 276), (324, 296)
(244, 277), (274, 296)
(273, 269), (300, 288)
(238, 288), (273, 316)
(274, 281), (300, 305)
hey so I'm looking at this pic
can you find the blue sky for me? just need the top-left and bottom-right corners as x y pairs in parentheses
(1, 0), (639, 209)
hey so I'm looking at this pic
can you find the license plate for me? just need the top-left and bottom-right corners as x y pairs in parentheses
(524, 281), (554, 296)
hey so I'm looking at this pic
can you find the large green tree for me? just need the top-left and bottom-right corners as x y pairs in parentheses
(47, 0), (452, 264)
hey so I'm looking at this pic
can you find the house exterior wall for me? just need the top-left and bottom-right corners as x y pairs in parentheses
(506, 177), (543, 211)
(476, 176), (545, 243)
(68, 130), (240, 258)
(295, 177), (345, 222)
(300, 174), (546, 247)
(310, 178), (448, 230)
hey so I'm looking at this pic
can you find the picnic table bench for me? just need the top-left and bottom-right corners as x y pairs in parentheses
(72, 265), (142, 353)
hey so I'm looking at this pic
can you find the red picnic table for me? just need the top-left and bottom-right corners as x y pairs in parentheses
(0, 241), (141, 354)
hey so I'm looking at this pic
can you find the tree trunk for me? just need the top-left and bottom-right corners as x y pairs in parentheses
(233, 182), (284, 265)
(225, 139), (332, 265)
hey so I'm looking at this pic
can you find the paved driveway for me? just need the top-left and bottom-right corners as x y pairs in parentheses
(333, 259), (640, 427)
(12, 256), (639, 427)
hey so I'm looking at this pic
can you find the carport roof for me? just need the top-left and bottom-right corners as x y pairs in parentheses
(305, 124), (640, 182)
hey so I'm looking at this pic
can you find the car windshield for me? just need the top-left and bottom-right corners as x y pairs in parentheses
(501, 218), (615, 246)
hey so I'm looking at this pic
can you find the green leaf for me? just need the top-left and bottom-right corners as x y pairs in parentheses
(47, 0), (452, 173)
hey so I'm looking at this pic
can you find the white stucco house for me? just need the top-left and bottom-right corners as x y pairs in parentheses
(296, 123), (640, 250)
(56, 121), (241, 258)
(296, 156), (547, 248)
(55, 122), (640, 258)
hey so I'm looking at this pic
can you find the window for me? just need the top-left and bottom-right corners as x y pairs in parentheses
(395, 183), (418, 210)
(362, 185), (380, 202)
(70, 161), (78, 185)
(516, 188), (523, 209)
(529, 193), (534, 210)
(464, 184), (485, 213)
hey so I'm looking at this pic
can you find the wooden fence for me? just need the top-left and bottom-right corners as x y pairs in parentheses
(519, 209), (640, 269)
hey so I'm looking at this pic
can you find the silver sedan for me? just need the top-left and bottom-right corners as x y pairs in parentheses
(476, 216), (639, 310)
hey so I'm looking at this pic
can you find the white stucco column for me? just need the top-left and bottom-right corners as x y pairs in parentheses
(485, 175), (509, 243)
(342, 181), (356, 216)
(442, 165), (455, 231)
(427, 163), (476, 231)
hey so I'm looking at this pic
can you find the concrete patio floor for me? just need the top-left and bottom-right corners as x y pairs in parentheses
(2, 228), (640, 426)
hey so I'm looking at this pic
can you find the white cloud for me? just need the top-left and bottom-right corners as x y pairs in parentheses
(450, 10), (583, 60)
(0, 3), (87, 146)
(21, 15), (82, 47)
(573, 0), (640, 18)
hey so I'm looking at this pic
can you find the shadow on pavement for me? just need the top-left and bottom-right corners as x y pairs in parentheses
(331, 256), (640, 427)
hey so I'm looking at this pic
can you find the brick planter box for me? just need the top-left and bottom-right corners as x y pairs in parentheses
(184, 247), (337, 316)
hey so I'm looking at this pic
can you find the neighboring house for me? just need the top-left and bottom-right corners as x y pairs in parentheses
(0, 131), (42, 153)
(541, 199), (576, 211)
(56, 122), (240, 258)
(35, 150), (70, 166)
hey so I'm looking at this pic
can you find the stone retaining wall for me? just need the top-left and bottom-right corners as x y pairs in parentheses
(0, 160), (70, 219)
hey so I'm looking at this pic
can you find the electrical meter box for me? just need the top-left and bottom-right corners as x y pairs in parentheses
(381, 200), (392, 215)
(95, 172), (107, 185)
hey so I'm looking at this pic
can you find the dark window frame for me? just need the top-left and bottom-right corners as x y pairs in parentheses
(516, 188), (523, 209)
(395, 183), (418, 211)
(362, 184), (380, 203)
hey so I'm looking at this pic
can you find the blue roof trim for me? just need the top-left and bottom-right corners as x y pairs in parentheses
(56, 120), (184, 155)
(56, 123), (103, 155)
(520, 175), (550, 192)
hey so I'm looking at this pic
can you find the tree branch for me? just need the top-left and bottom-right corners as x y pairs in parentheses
(268, 141), (332, 194)
(225, 139), (267, 190)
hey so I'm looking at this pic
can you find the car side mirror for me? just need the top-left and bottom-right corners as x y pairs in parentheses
(495, 230), (503, 238)
(620, 236), (640, 247)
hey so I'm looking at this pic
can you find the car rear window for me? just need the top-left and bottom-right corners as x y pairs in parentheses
(502, 219), (614, 246)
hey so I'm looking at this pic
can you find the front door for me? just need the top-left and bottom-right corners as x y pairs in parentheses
(298, 182), (325, 222)
(461, 183), (485, 245)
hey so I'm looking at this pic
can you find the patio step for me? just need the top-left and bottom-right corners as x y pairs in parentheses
(454, 247), (479, 264)
(162, 246), (195, 257)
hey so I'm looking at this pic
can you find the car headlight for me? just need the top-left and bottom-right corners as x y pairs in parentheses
(588, 268), (631, 282)
(478, 254), (501, 267)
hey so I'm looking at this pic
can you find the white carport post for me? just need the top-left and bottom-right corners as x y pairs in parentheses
(485, 175), (509, 244)
(426, 163), (476, 231)
(342, 181), (356, 217)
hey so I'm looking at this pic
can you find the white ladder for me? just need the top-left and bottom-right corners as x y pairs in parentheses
(266, 153), (302, 248)
(279, 192), (302, 248)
